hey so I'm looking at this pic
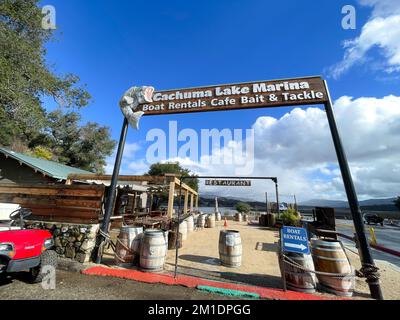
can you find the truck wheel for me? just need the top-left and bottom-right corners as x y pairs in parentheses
(29, 250), (58, 283)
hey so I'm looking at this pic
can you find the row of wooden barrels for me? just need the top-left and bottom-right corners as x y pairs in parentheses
(280, 238), (355, 297)
(114, 226), (168, 272)
(114, 224), (244, 272)
(259, 213), (276, 227)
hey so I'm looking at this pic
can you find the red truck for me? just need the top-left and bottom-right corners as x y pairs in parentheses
(0, 209), (57, 282)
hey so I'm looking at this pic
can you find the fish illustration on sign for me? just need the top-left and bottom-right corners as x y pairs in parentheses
(119, 86), (155, 129)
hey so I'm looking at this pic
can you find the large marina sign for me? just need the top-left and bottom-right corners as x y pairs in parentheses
(139, 76), (328, 115)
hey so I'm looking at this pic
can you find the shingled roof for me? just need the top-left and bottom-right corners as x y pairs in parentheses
(0, 147), (92, 180)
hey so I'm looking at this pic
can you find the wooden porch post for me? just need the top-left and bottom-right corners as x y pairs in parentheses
(167, 182), (175, 218)
(183, 190), (189, 214)
(190, 193), (194, 212)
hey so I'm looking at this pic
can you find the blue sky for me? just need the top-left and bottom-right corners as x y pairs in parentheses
(40, 0), (400, 201)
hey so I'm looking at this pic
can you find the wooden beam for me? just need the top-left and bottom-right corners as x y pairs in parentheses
(190, 193), (194, 212)
(67, 174), (167, 184)
(173, 177), (198, 196)
(167, 181), (175, 218)
(0, 184), (105, 197)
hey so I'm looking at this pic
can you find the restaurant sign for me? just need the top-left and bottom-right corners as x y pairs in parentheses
(205, 180), (252, 187)
(139, 76), (328, 115)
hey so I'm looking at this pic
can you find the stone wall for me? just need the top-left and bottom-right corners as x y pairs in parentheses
(25, 221), (100, 263)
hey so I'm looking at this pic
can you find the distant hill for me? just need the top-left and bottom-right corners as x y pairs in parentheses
(299, 197), (396, 208)
(198, 194), (398, 213)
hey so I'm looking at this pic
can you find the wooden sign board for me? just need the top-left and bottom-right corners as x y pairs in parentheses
(205, 180), (252, 187)
(139, 76), (327, 115)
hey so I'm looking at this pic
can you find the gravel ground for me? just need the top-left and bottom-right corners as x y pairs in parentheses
(0, 270), (233, 300)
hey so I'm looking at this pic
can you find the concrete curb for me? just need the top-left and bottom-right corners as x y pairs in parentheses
(82, 266), (339, 300)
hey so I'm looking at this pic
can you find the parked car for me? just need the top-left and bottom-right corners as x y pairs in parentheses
(363, 213), (384, 226)
(0, 208), (57, 282)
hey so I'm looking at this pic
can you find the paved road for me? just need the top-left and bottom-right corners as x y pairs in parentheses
(0, 270), (233, 300)
(335, 219), (400, 268)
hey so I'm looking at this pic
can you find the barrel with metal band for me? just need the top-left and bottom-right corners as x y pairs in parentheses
(114, 226), (143, 266)
(140, 229), (168, 272)
(280, 251), (317, 293)
(219, 230), (242, 267)
(186, 215), (194, 233)
(206, 214), (216, 228)
(179, 220), (188, 240)
(311, 238), (355, 296)
(197, 214), (206, 228)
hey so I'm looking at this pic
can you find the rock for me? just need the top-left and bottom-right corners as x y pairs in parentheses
(54, 237), (62, 248)
(53, 228), (61, 237)
(75, 252), (88, 263)
(64, 245), (76, 259)
(68, 236), (76, 243)
(56, 247), (65, 255)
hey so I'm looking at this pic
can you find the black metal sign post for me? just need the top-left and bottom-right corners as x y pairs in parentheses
(94, 118), (129, 263)
(323, 81), (383, 300)
(274, 179), (280, 218)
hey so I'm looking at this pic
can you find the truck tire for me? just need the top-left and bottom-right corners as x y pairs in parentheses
(29, 250), (58, 284)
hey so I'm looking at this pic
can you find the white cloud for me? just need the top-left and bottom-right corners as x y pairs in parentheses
(329, 0), (400, 78)
(105, 142), (142, 174)
(116, 95), (400, 202)
(156, 95), (400, 202)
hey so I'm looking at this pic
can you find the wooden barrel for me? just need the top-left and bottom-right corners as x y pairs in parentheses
(235, 213), (243, 222)
(311, 239), (355, 296)
(140, 229), (168, 272)
(267, 213), (276, 227)
(115, 226), (143, 266)
(197, 214), (206, 228)
(179, 221), (188, 240)
(168, 230), (183, 250)
(186, 216), (194, 233)
(206, 214), (216, 228)
(259, 215), (267, 226)
(215, 212), (222, 221)
(219, 230), (242, 268)
(280, 251), (317, 293)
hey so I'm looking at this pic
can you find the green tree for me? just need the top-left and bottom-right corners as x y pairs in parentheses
(0, 0), (90, 148)
(236, 202), (251, 213)
(394, 197), (400, 211)
(31, 145), (53, 160)
(147, 162), (199, 209)
(147, 162), (199, 192)
(45, 110), (115, 173)
(0, 1), (116, 173)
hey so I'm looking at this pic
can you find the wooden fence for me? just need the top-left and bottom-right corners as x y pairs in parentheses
(0, 184), (105, 224)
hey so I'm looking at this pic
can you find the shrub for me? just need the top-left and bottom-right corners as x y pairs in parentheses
(31, 146), (53, 160)
(281, 209), (300, 226)
(236, 202), (251, 213)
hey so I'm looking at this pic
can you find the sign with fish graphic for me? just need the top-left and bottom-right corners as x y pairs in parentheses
(139, 76), (327, 116)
